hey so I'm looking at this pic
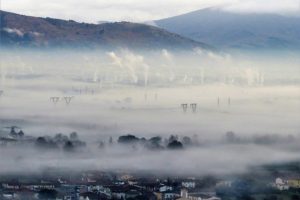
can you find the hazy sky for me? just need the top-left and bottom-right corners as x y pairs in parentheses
(1, 0), (300, 23)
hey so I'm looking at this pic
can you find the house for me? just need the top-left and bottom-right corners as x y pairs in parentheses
(178, 189), (200, 200)
(57, 184), (81, 200)
(182, 180), (196, 189)
(140, 191), (158, 200)
(162, 190), (179, 200)
(128, 180), (138, 185)
(98, 186), (112, 198)
(79, 192), (99, 200)
(14, 189), (37, 199)
(23, 183), (56, 191)
(159, 185), (173, 192)
(288, 179), (300, 188)
(108, 185), (129, 199)
(2, 183), (20, 190)
(120, 174), (134, 181)
(125, 189), (142, 199)
(2, 192), (17, 199)
(177, 189), (221, 200)
(216, 180), (232, 188)
(140, 182), (160, 191)
(274, 178), (289, 190)
(155, 190), (179, 200)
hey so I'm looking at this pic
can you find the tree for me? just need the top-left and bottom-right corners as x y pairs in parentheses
(64, 141), (74, 152)
(168, 135), (178, 143)
(263, 195), (278, 200)
(146, 136), (163, 150)
(70, 132), (78, 141)
(38, 189), (57, 199)
(35, 137), (57, 149)
(239, 195), (255, 200)
(149, 136), (162, 144)
(10, 127), (18, 138)
(36, 137), (48, 147)
(167, 140), (183, 150)
(118, 134), (139, 144)
(18, 130), (25, 138)
(54, 133), (68, 143)
(182, 136), (192, 146)
(292, 194), (300, 200)
(109, 136), (113, 145)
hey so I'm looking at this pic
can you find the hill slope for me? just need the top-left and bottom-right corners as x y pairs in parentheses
(0, 10), (211, 50)
(156, 8), (300, 49)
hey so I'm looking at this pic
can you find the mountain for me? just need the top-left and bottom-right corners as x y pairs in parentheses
(0, 10), (211, 50)
(156, 8), (300, 49)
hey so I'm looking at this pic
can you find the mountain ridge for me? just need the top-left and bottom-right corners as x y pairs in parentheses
(0, 10), (212, 50)
(155, 8), (300, 49)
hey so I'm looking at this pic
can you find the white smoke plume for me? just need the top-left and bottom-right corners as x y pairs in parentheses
(3, 27), (24, 37)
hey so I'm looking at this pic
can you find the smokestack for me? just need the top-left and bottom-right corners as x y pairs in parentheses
(93, 69), (98, 82)
(201, 68), (205, 85)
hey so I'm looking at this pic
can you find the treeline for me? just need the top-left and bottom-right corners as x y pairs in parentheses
(98, 134), (201, 150)
(35, 132), (86, 151)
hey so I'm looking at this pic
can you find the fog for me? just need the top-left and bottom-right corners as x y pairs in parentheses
(0, 48), (299, 176)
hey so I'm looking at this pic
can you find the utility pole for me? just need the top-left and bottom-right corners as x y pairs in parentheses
(181, 103), (188, 113)
(190, 103), (197, 113)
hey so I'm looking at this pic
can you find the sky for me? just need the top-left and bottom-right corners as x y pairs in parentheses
(1, 0), (300, 23)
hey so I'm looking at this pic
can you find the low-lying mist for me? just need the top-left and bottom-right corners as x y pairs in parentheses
(0, 47), (299, 176)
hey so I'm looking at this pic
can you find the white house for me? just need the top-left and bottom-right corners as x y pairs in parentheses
(159, 185), (173, 192)
(182, 181), (196, 189)
(274, 178), (289, 191)
(178, 189), (221, 200)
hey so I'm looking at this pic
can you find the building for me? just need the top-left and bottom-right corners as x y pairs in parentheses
(182, 180), (196, 189)
(288, 179), (300, 188)
(177, 189), (221, 200)
(274, 178), (289, 190)
(159, 185), (173, 192)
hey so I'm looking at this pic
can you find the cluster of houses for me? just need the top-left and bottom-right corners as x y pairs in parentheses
(0, 172), (222, 200)
(273, 177), (300, 191)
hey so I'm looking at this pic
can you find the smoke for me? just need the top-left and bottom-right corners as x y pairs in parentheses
(93, 68), (99, 82)
(200, 68), (205, 84)
(161, 49), (175, 82)
(244, 68), (266, 86)
(107, 52), (123, 68)
(3, 28), (24, 37)
(143, 63), (149, 87)
(108, 50), (149, 84)
(0, 48), (299, 176)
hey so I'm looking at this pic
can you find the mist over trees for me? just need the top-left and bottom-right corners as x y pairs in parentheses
(33, 132), (86, 151)
(2, 125), (300, 154)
